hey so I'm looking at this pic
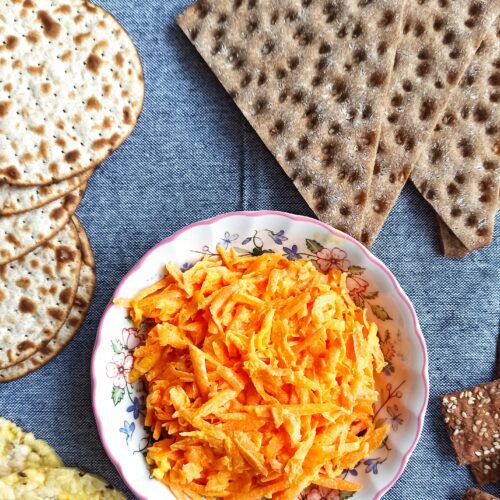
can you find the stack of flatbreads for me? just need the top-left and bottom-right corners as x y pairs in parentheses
(0, 417), (124, 498)
(177, 0), (499, 258)
(0, 0), (144, 380)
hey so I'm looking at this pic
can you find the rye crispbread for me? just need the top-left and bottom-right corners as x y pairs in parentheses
(177, 0), (405, 237)
(0, 169), (92, 215)
(0, 221), (82, 369)
(0, 0), (144, 186)
(439, 199), (499, 258)
(0, 185), (85, 266)
(360, 0), (500, 247)
(413, 20), (500, 251)
(0, 218), (95, 383)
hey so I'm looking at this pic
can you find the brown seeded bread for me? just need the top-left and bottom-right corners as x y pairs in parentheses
(412, 18), (500, 252)
(0, 217), (95, 382)
(0, 221), (82, 369)
(360, 0), (500, 247)
(0, 0), (144, 186)
(177, 0), (405, 237)
(0, 185), (86, 266)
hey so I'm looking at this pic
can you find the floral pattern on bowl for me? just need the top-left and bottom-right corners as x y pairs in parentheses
(92, 211), (428, 500)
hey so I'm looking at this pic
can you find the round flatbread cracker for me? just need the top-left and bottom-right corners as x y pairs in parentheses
(0, 221), (82, 368)
(0, 218), (95, 382)
(0, 0), (144, 186)
(0, 169), (92, 215)
(0, 184), (85, 266)
(0, 418), (63, 477)
(0, 467), (124, 499)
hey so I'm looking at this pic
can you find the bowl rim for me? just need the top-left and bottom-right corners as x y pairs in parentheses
(91, 210), (429, 500)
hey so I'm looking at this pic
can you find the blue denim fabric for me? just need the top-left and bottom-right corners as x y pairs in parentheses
(1, 1), (499, 498)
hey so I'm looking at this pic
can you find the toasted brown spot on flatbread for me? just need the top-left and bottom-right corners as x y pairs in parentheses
(6, 234), (20, 246)
(50, 207), (65, 220)
(86, 96), (102, 111)
(60, 50), (72, 62)
(114, 52), (124, 67)
(19, 297), (36, 314)
(92, 41), (108, 54)
(83, 2), (97, 12)
(86, 53), (102, 73)
(68, 317), (80, 328)
(20, 153), (34, 163)
(102, 84), (112, 96)
(64, 150), (80, 163)
(55, 4), (71, 14)
(47, 308), (64, 321)
(0, 101), (12, 117)
(15, 278), (30, 290)
(63, 193), (77, 208)
(55, 246), (75, 264)
(59, 287), (72, 305)
(3, 83), (12, 92)
(6, 35), (19, 51)
(123, 106), (132, 125)
(27, 64), (45, 75)
(49, 162), (59, 175)
(55, 137), (67, 148)
(74, 32), (91, 44)
(0, 167), (20, 180)
(102, 116), (112, 129)
(18, 340), (36, 352)
(26, 30), (41, 43)
(37, 11), (61, 39)
(42, 264), (54, 277)
(39, 140), (49, 160)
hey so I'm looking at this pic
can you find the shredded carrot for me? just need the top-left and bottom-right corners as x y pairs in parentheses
(120, 249), (388, 499)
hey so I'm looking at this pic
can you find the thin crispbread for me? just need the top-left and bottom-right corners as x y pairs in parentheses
(177, 0), (406, 237)
(0, 0), (144, 186)
(0, 218), (95, 383)
(360, 0), (500, 247)
(0, 467), (124, 500)
(0, 221), (81, 369)
(412, 19), (500, 251)
(0, 169), (92, 215)
(0, 184), (85, 266)
(0, 417), (63, 477)
(439, 200), (499, 258)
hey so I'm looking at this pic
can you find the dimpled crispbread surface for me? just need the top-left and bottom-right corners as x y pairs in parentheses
(360, 0), (500, 247)
(412, 19), (500, 251)
(178, 0), (405, 238)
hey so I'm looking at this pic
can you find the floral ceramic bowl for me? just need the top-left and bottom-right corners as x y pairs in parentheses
(92, 211), (428, 500)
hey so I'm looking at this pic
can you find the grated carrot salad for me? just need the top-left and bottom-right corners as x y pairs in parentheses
(118, 249), (388, 500)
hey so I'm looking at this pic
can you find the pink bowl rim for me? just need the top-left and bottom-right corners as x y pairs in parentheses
(91, 210), (429, 500)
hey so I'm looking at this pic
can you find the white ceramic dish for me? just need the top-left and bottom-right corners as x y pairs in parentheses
(92, 211), (428, 500)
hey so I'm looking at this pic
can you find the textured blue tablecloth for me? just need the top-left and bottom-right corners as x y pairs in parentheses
(1, 1), (499, 498)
